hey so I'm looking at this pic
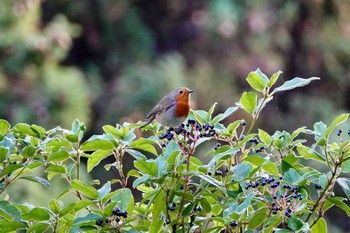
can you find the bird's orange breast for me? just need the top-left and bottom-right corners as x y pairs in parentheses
(174, 101), (190, 118)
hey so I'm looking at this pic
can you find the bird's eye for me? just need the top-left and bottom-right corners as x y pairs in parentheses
(179, 90), (183, 94)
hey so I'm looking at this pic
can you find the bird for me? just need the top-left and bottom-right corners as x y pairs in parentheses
(139, 87), (193, 128)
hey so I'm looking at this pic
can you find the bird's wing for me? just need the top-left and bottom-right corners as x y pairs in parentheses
(145, 98), (175, 120)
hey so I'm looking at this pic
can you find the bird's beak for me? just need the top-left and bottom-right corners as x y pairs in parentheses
(189, 90), (194, 94)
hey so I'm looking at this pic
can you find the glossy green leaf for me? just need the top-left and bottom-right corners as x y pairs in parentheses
(81, 139), (115, 151)
(70, 226), (97, 233)
(75, 200), (94, 211)
(182, 203), (195, 217)
(150, 217), (164, 233)
(262, 161), (279, 175)
(267, 71), (282, 87)
(0, 146), (8, 163)
(0, 120), (10, 135)
(73, 213), (101, 225)
(323, 197), (350, 217)
(14, 123), (40, 137)
(45, 165), (66, 174)
(98, 181), (111, 200)
(27, 222), (50, 233)
(87, 150), (112, 172)
(0, 221), (25, 232)
(272, 77), (320, 94)
(258, 129), (271, 144)
(47, 150), (70, 162)
(22, 146), (37, 158)
(232, 163), (252, 179)
(248, 209), (267, 229)
(287, 215), (305, 231)
(111, 188), (132, 211)
(129, 137), (157, 155)
(134, 159), (158, 176)
(1, 164), (23, 176)
(210, 106), (238, 125)
(49, 199), (61, 214)
(325, 114), (349, 138)
(0, 201), (21, 221)
(240, 92), (257, 114)
(20, 176), (51, 189)
(71, 179), (99, 199)
(22, 207), (50, 221)
(126, 148), (147, 160)
(336, 177), (350, 200)
(59, 203), (77, 217)
(311, 218), (327, 233)
(247, 70), (267, 92)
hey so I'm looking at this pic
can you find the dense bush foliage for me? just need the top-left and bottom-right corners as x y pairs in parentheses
(1, 70), (349, 232)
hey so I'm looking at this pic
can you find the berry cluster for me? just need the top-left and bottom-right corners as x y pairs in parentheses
(245, 176), (303, 219)
(95, 207), (128, 227)
(158, 119), (216, 144)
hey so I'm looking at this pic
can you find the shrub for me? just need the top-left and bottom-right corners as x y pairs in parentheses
(0, 69), (349, 233)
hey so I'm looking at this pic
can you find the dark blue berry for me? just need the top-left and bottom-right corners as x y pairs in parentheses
(240, 120), (246, 126)
(215, 170), (223, 176)
(337, 129), (342, 136)
(213, 143), (221, 150)
(272, 195), (277, 199)
(197, 206), (202, 211)
(96, 218), (103, 226)
(230, 221), (238, 227)
(165, 219), (170, 224)
(239, 135), (245, 140)
(179, 184), (184, 190)
(224, 167), (229, 173)
(208, 171), (212, 176)
(167, 133), (174, 140)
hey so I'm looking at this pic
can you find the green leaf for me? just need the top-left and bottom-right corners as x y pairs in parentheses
(45, 165), (66, 174)
(311, 218), (327, 233)
(98, 181), (111, 200)
(1, 164), (23, 176)
(247, 70), (267, 92)
(198, 174), (224, 189)
(27, 222), (50, 233)
(211, 204), (223, 215)
(75, 200), (94, 211)
(14, 123), (40, 137)
(267, 71), (282, 88)
(287, 215), (305, 231)
(207, 102), (217, 121)
(325, 114), (349, 138)
(60, 203), (77, 217)
(0, 201), (21, 221)
(240, 92), (257, 114)
(71, 179), (99, 199)
(0, 146), (9, 163)
(47, 150), (70, 162)
(87, 150), (112, 172)
(150, 217), (164, 233)
(248, 209), (267, 229)
(49, 199), (61, 214)
(0, 221), (25, 232)
(81, 139), (115, 151)
(134, 159), (158, 176)
(191, 110), (206, 125)
(323, 197), (350, 217)
(272, 77), (320, 94)
(19, 176), (51, 189)
(296, 146), (326, 163)
(182, 203), (195, 217)
(262, 161), (279, 175)
(0, 120), (10, 135)
(111, 188), (132, 211)
(336, 177), (350, 200)
(22, 146), (37, 158)
(210, 106), (239, 125)
(22, 207), (50, 221)
(73, 213), (101, 225)
(200, 198), (211, 213)
(232, 163), (252, 179)
(126, 148), (147, 160)
(129, 138), (157, 155)
(237, 192), (254, 213)
(341, 159), (350, 173)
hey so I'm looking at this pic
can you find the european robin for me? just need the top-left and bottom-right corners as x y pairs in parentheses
(140, 87), (193, 128)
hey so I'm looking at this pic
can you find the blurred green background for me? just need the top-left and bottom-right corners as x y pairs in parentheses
(1, 0), (350, 231)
